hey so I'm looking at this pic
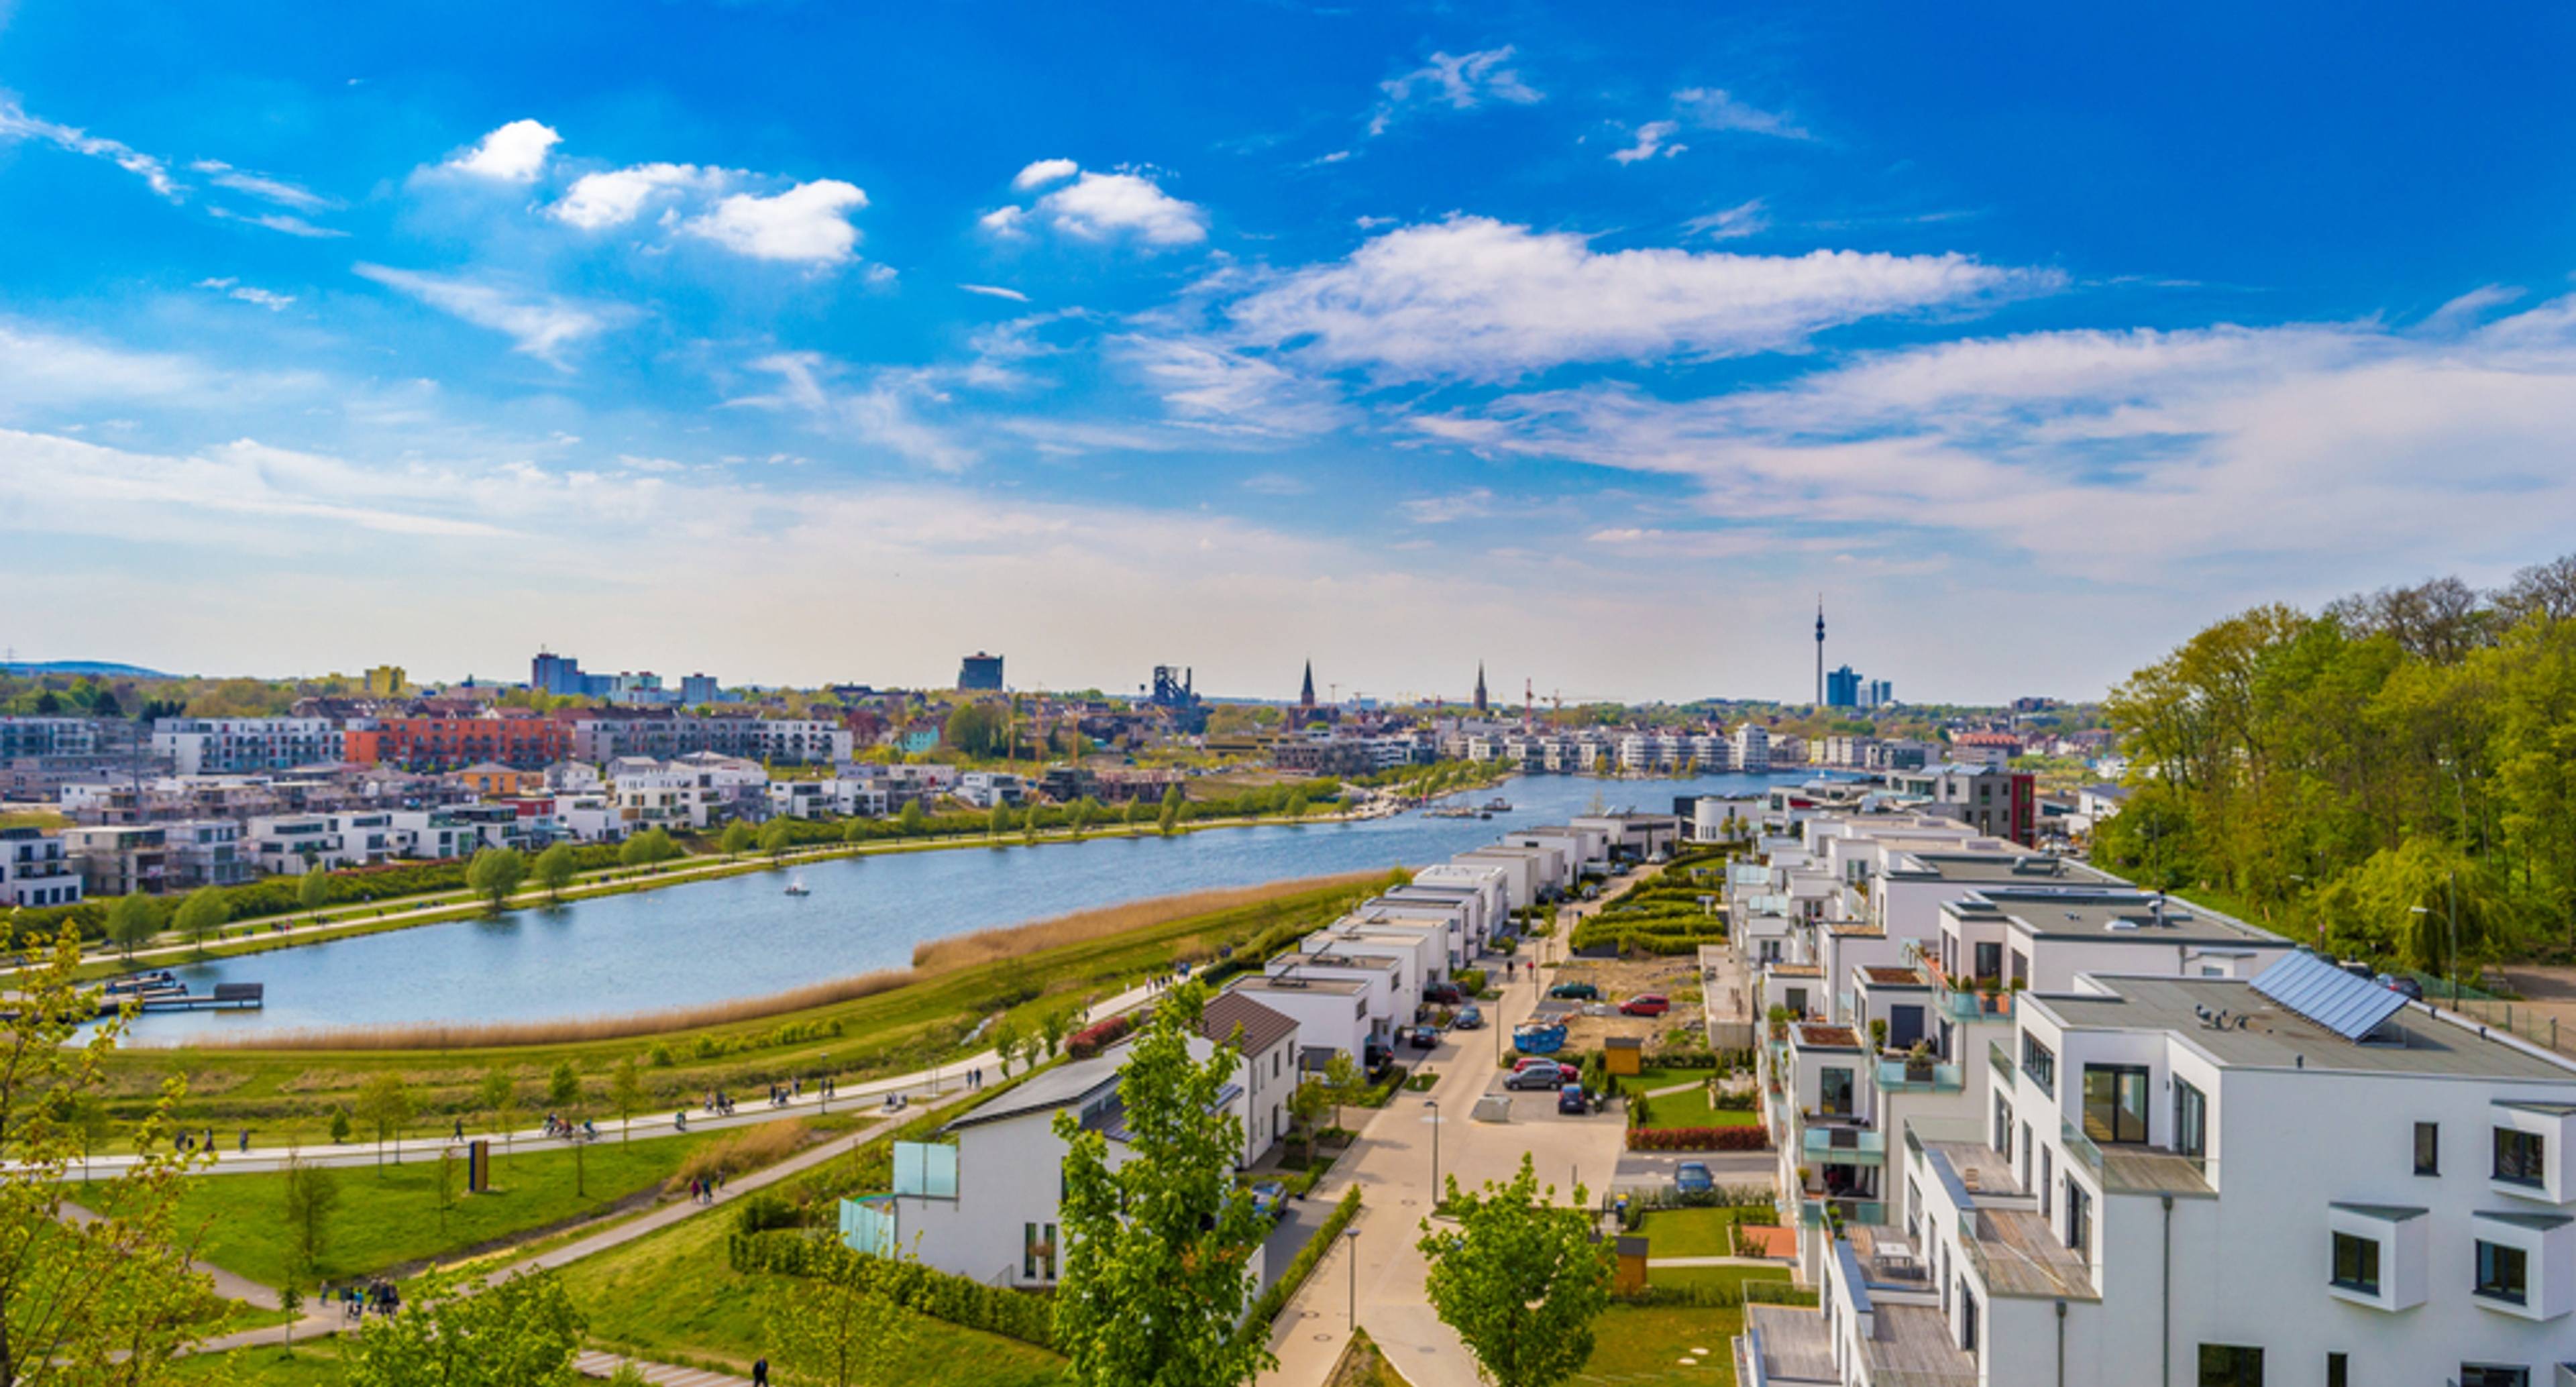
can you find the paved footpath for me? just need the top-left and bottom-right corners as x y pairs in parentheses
(189, 1081), (983, 1357)
(72, 974), (1169, 1180)
(574, 1350), (752, 1386)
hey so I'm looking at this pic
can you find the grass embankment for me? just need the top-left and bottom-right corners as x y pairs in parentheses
(101, 869), (1400, 1146)
(561, 1197), (1065, 1385)
(166, 1124), (753, 1286)
(1326, 1327), (1418, 1387)
(168, 1343), (345, 1386)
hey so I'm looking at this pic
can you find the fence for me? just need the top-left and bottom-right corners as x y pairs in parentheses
(2440, 997), (2573, 1062)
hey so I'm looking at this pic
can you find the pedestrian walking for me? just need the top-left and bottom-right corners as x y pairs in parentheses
(238, 1129), (250, 1153)
(753, 1358), (769, 1387)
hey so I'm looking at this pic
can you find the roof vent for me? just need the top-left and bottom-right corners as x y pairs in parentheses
(2106, 918), (2141, 932)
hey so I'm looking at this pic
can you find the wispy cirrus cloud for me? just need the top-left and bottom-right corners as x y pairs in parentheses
(0, 99), (180, 198)
(190, 160), (335, 212)
(1369, 47), (1542, 136)
(353, 264), (623, 366)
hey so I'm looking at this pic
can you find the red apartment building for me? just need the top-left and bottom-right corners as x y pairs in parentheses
(342, 714), (572, 771)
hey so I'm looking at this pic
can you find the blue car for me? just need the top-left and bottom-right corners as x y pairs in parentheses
(1674, 1161), (1713, 1195)
(1453, 1005), (1484, 1030)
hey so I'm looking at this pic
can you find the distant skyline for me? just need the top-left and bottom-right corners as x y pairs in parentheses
(6, 3), (2576, 702)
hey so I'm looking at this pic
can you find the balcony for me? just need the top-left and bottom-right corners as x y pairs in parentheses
(1988, 1038), (2016, 1082)
(1876, 1057), (1964, 1093)
(1804, 1125), (1888, 1164)
(2059, 1115), (2104, 1176)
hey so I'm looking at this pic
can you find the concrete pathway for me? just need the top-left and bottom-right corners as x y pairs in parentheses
(1254, 952), (1629, 1387)
(1644, 1255), (1788, 1268)
(72, 973), (1169, 1180)
(575, 1350), (753, 1386)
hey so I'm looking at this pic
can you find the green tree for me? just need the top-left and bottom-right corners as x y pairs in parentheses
(0, 926), (229, 1384)
(172, 884), (231, 954)
(297, 867), (334, 918)
(1038, 1007), (1074, 1060)
(1157, 784), (1184, 836)
(897, 799), (927, 836)
(763, 1246), (920, 1387)
(345, 1268), (588, 1387)
(1067, 797), (1097, 836)
(989, 1016), (1024, 1077)
(610, 1055), (645, 1143)
(1417, 1154), (1615, 1387)
(106, 892), (160, 958)
(720, 820), (756, 855)
(620, 827), (679, 871)
(1321, 1051), (1364, 1133)
(759, 819), (795, 863)
(354, 1072), (415, 1170)
(480, 1067), (518, 1150)
(1053, 982), (1273, 1387)
(466, 846), (528, 911)
(532, 842), (580, 901)
(945, 702), (1009, 759)
(987, 802), (1012, 838)
(1022, 807), (1041, 847)
(549, 1060), (586, 1196)
(1285, 1077), (1330, 1151)
(435, 1144), (461, 1238)
(281, 1150), (339, 1289)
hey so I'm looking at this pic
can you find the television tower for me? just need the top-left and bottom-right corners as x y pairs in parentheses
(1814, 596), (1826, 707)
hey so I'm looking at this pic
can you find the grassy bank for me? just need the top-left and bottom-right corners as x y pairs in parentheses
(100, 868), (1400, 1146)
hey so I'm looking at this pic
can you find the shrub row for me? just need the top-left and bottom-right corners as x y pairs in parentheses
(729, 1231), (1058, 1348)
(1065, 1013), (1134, 1060)
(1625, 1125), (1770, 1152)
(1237, 1186), (1362, 1345)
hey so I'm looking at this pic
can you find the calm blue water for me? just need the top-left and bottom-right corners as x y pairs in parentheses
(121, 772), (1813, 1041)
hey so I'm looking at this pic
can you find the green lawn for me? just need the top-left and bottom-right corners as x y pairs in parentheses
(1576, 1302), (1744, 1384)
(168, 1343), (347, 1386)
(1627, 1083), (1759, 1129)
(559, 1190), (1063, 1387)
(1633, 1207), (1776, 1260)
(166, 1125), (737, 1286)
(1647, 1264), (1793, 1296)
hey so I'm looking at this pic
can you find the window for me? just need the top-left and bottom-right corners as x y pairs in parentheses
(2329, 1232), (2380, 1294)
(2174, 1080), (2207, 1160)
(2023, 1035), (2056, 1097)
(1993, 1092), (2015, 1160)
(2196, 1344), (2263, 1387)
(2493, 1127), (2546, 1188)
(1974, 941), (2002, 981)
(2414, 1121), (2440, 1176)
(2083, 1064), (2153, 1146)
(1820, 1066), (1855, 1117)
(2040, 1146), (2053, 1218)
(2474, 1239), (2528, 1305)
(2459, 1368), (2530, 1387)
(2065, 1180), (2091, 1259)
(1958, 1285), (1978, 1351)
(2326, 1353), (2345, 1387)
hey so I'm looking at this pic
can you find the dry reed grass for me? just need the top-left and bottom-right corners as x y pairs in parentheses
(908, 870), (1390, 973)
(158, 867), (1390, 1055)
(665, 1118), (809, 1192)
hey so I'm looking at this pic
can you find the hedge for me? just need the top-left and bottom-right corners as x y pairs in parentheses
(1236, 1185), (1362, 1346)
(1065, 1013), (1133, 1060)
(1625, 1126), (1770, 1152)
(729, 1231), (1058, 1348)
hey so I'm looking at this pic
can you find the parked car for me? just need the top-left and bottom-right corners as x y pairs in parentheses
(1674, 1161), (1714, 1195)
(1507, 1062), (1578, 1091)
(1423, 982), (1464, 1006)
(1453, 1004), (1485, 1030)
(1557, 1083), (1590, 1115)
(1548, 981), (1601, 1001)
(1619, 993), (1671, 1017)
(1403, 1024), (1441, 1050)
(2378, 973), (2426, 1003)
(1249, 1179), (1290, 1222)
(1364, 1040), (1395, 1080)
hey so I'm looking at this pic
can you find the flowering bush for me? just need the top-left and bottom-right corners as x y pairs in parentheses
(1625, 1126), (1770, 1152)
(1065, 1013), (1134, 1060)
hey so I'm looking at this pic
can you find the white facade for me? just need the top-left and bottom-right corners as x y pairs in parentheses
(0, 828), (81, 907)
(152, 718), (342, 775)
(957, 771), (1028, 809)
(245, 811), (396, 875)
(1733, 723), (1772, 774)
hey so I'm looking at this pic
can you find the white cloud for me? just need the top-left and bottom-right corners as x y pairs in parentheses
(959, 283), (1030, 302)
(739, 353), (977, 472)
(1012, 158), (1079, 190)
(189, 160), (334, 212)
(1036, 170), (1206, 246)
(1611, 121), (1685, 164)
(353, 264), (618, 366)
(1400, 488), (1496, 523)
(197, 278), (294, 311)
(0, 429), (519, 541)
(1371, 47), (1542, 136)
(978, 205), (1030, 238)
(1222, 215), (2047, 384)
(1114, 335), (1350, 438)
(1674, 87), (1811, 141)
(209, 207), (348, 239)
(551, 162), (722, 229)
(684, 179), (867, 264)
(1240, 471), (1310, 496)
(446, 119), (561, 181)
(0, 99), (178, 199)
(1683, 199), (1769, 241)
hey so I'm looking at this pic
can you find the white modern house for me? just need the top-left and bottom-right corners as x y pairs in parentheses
(1742, 952), (2576, 1387)
(1226, 975), (1372, 1069)
(0, 827), (80, 907)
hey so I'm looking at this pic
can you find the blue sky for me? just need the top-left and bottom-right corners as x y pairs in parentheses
(5, 1), (2575, 702)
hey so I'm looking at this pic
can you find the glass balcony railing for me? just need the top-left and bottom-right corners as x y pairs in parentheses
(1989, 1039), (2016, 1080)
(1876, 1058), (1964, 1093)
(1804, 1125), (1888, 1162)
(2059, 1115), (2104, 1175)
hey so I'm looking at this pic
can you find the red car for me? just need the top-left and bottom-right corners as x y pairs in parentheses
(1619, 994), (1671, 1017)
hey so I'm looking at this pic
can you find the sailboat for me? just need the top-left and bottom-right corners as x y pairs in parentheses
(784, 875), (812, 897)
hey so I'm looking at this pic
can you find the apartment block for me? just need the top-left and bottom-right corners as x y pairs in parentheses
(0, 827), (82, 907)
(151, 718), (343, 775)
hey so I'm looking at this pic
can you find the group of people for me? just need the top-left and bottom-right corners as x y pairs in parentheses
(173, 1127), (248, 1156)
(685, 1172), (726, 1205)
(323, 1280), (400, 1321)
(540, 1113), (596, 1141)
(702, 1091), (740, 1117)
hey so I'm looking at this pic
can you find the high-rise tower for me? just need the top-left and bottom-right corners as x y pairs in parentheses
(1815, 598), (1826, 707)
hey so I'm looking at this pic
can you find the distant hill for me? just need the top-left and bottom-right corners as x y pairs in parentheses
(0, 661), (174, 679)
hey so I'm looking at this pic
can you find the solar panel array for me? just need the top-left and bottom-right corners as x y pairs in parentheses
(2250, 949), (2409, 1042)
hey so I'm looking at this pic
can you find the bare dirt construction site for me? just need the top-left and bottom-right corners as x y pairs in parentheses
(1540, 953), (1709, 1053)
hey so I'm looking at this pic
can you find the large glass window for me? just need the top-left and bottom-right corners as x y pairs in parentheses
(2083, 1065), (2152, 1146)
(1974, 941), (2002, 982)
(2174, 1080), (2207, 1160)
(2023, 1035), (2056, 1097)
(2493, 1127), (2546, 1187)
(2196, 1345), (2263, 1387)
(2414, 1121), (2439, 1176)
(2474, 1240), (2528, 1305)
(2329, 1232), (2379, 1294)
(2459, 1368), (2530, 1387)
(1819, 1066), (1855, 1117)
(2065, 1181), (2091, 1259)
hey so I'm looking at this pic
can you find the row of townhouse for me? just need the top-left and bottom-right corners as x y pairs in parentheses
(0, 826), (83, 907)
(605, 753), (769, 830)
(568, 714), (853, 765)
(58, 820), (254, 894)
(1728, 805), (2576, 1386)
(133, 712), (852, 779)
(1458, 725), (1783, 775)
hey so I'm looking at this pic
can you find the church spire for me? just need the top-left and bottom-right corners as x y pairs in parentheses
(1474, 663), (1488, 714)
(1299, 659), (1316, 708)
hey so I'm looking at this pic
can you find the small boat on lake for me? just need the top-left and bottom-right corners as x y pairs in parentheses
(784, 876), (811, 897)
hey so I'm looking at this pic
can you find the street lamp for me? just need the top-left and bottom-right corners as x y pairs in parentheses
(1422, 1098), (1441, 1204)
(1344, 1225), (1362, 1329)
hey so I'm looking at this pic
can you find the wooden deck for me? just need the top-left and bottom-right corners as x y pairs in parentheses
(1927, 1138), (2017, 1195)
(1744, 1303), (1836, 1382)
(2100, 1146), (2214, 1197)
(1969, 1207), (2097, 1300)
(1866, 1305), (1980, 1386)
